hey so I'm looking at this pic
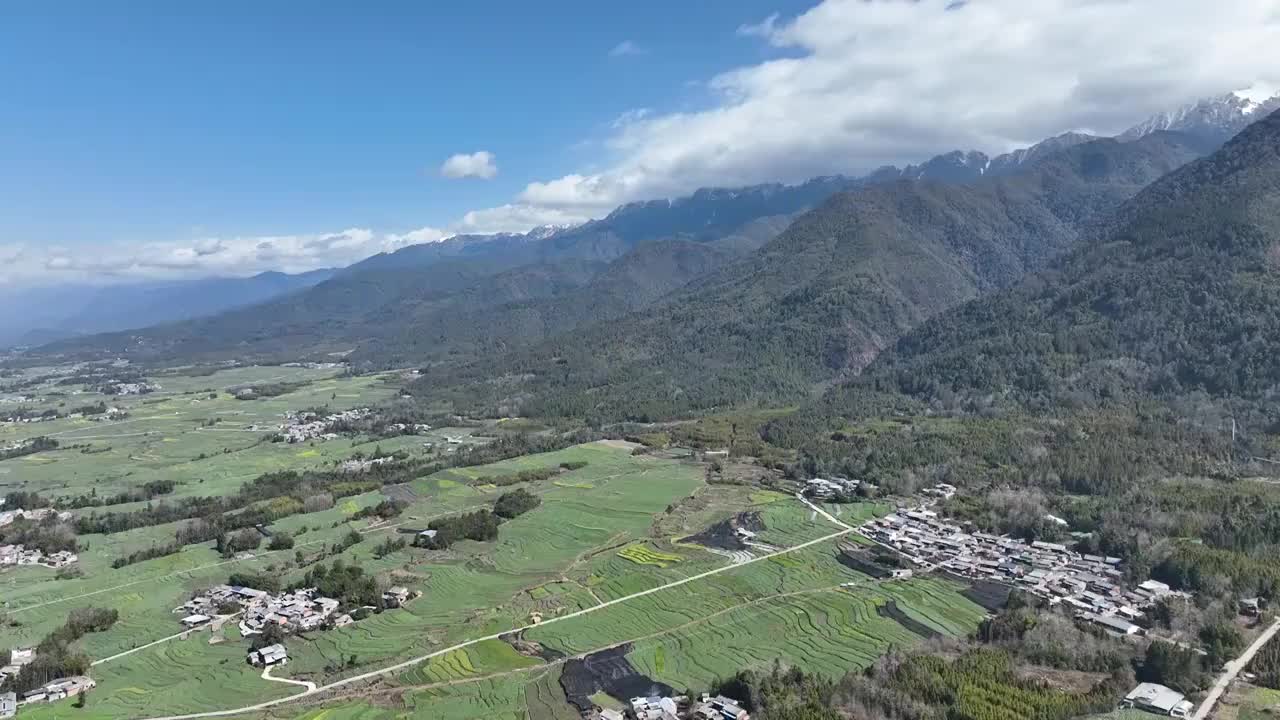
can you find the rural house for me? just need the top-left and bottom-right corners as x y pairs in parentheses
(1121, 683), (1193, 718)
(248, 644), (289, 667)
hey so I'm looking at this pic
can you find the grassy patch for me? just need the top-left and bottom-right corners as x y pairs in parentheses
(618, 544), (683, 568)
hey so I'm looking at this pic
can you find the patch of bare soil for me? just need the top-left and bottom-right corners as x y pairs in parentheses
(682, 511), (765, 551)
(1016, 665), (1110, 694)
(595, 439), (643, 450)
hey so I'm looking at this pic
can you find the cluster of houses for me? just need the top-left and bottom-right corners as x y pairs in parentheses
(105, 381), (158, 396)
(386, 422), (432, 434)
(804, 477), (876, 499)
(280, 407), (371, 444)
(859, 507), (1186, 636)
(178, 584), (352, 635)
(590, 694), (749, 720)
(339, 456), (394, 473)
(0, 415), (52, 426)
(0, 507), (72, 529)
(0, 658), (96, 718)
(0, 545), (78, 568)
(11, 677), (95, 708)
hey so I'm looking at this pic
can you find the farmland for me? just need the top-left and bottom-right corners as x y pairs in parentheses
(2, 364), (991, 720)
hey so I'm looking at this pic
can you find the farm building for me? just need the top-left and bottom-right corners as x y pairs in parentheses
(631, 695), (682, 720)
(180, 614), (211, 627)
(42, 676), (95, 701)
(1084, 612), (1142, 636)
(692, 694), (751, 720)
(383, 586), (411, 607)
(1121, 683), (1193, 717)
(248, 644), (289, 667)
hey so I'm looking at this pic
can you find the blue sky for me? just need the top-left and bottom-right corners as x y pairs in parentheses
(0, 0), (1273, 285)
(0, 1), (807, 249)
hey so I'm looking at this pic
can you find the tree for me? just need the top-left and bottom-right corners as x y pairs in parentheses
(493, 489), (541, 519)
(250, 622), (285, 651)
(1200, 620), (1244, 668)
(1138, 641), (1206, 694)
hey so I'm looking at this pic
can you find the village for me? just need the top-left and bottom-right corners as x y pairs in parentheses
(277, 407), (372, 444)
(0, 506), (78, 570)
(0, 507), (72, 528)
(844, 483), (1234, 719)
(0, 545), (78, 569)
(177, 583), (415, 639)
(856, 502), (1186, 635)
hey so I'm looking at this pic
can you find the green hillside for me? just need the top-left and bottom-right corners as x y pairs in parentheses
(846, 109), (1280, 418)
(422, 132), (1212, 422)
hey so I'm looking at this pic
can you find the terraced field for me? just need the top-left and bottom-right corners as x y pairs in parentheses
(617, 543), (683, 568)
(397, 640), (542, 685)
(17, 627), (297, 720)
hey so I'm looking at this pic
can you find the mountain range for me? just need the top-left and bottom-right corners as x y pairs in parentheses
(20, 92), (1279, 425)
(415, 130), (1217, 421)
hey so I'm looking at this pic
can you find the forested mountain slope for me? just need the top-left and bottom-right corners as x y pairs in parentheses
(351, 239), (737, 367)
(33, 181), (852, 364)
(419, 132), (1216, 422)
(846, 108), (1280, 414)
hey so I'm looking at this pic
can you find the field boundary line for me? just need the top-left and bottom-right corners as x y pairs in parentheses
(289, 584), (859, 711)
(11, 518), (420, 615)
(92, 613), (242, 666)
(137, 499), (854, 720)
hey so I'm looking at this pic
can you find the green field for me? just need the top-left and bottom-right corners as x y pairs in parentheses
(2, 369), (991, 720)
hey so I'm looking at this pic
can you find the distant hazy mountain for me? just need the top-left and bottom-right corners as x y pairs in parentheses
(0, 269), (334, 348)
(31, 176), (861, 363)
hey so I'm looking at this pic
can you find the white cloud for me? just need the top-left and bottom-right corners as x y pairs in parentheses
(0, 227), (452, 287)
(735, 13), (780, 39)
(452, 204), (589, 235)
(439, 151), (498, 179)
(500, 0), (1280, 214)
(608, 40), (645, 58)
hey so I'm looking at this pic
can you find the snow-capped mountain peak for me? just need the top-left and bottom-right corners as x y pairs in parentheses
(1119, 87), (1280, 143)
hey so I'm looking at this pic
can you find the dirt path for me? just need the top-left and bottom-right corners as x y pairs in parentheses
(136, 497), (854, 720)
(797, 493), (854, 530)
(92, 613), (241, 667)
(262, 666), (317, 692)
